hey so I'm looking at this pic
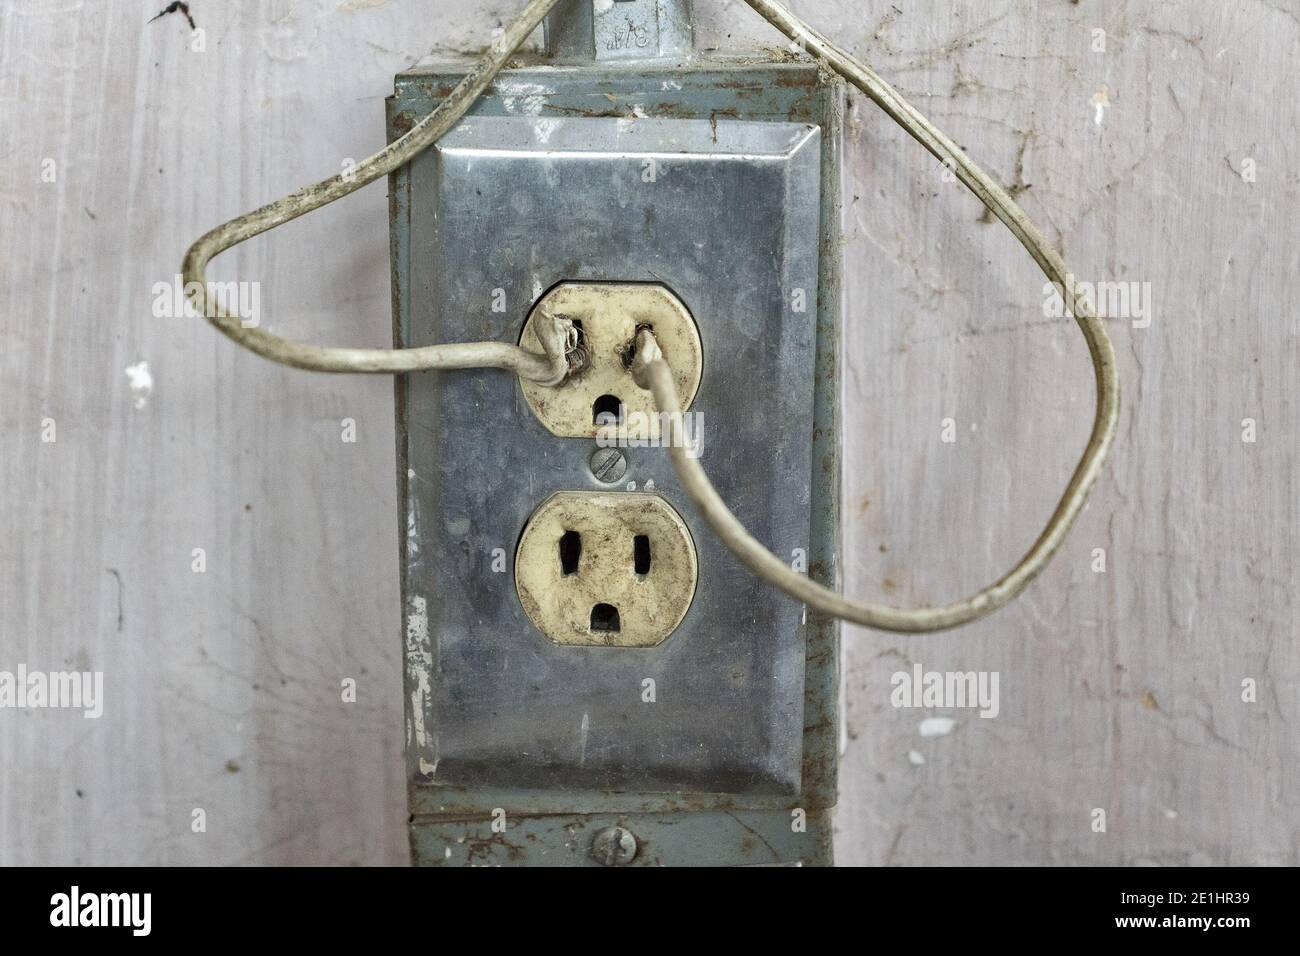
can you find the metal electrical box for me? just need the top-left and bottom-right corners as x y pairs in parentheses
(388, 1), (844, 866)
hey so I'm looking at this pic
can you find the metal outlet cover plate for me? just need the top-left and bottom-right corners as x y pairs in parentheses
(399, 113), (821, 795)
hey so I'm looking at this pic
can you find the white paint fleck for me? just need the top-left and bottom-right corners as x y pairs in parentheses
(1090, 85), (1111, 126)
(579, 712), (590, 764)
(908, 749), (926, 766)
(919, 716), (958, 738)
(124, 361), (152, 409)
(1162, 807), (1178, 820)
(500, 83), (551, 118)
(594, 0), (614, 12)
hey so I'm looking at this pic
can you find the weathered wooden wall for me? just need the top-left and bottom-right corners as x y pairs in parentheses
(1, 0), (1295, 865)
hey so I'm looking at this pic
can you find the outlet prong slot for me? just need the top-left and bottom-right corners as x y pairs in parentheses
(590, 603), (622, 634)
(633, 534), (651, 576)
(593, 394), (623, 426)
(559, 530), (582, 576)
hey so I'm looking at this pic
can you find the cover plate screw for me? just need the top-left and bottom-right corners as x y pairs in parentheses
(590, 447), (628, 484)
(591, 826), (638, 866)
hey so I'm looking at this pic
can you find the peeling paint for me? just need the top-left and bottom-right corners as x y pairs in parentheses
(406, 596), (432, 749)
(406, 499), (420, 558)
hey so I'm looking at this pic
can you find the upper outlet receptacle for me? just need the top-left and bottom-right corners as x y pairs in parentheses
(518, 282), (702, 439)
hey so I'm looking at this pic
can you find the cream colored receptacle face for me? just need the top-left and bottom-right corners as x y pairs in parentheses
(518, 283), (703, 439)
(515, 492), (698, 648)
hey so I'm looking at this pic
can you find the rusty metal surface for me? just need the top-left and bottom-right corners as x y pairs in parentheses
(410, 808), (834, 867)
(389, 56), (844, 865)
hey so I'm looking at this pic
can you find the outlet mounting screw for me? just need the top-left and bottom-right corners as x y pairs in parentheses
(590, 447), (627, 484)
(591, 826), (638, 866)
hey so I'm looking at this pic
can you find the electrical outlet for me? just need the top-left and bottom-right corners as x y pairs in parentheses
(517, 282), (703, 439)
(395, 106), (826, 796)
(515, 491), (698, 647)
(392, 57), (842, 863)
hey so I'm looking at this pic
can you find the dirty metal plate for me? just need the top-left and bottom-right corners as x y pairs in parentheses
(410, 808), (834, 867)
(401, 114), (821, 795)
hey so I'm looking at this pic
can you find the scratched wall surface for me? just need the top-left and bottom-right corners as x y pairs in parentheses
(0, 0), (1295, 866)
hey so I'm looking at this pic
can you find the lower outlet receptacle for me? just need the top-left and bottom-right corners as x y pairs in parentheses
(515, 491), (698, 648)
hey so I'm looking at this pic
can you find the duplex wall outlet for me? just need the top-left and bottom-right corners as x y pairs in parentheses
(515, 491), (698, 647)
(519, 282), (703, 439)
(395, 105), (821, 793)
(390, 55), (844, 865)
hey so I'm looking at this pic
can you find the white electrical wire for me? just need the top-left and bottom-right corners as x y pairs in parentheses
(181, 0), (572, 379)
(182, 0), (1119, 633)
(629, 1), (1120, 633)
